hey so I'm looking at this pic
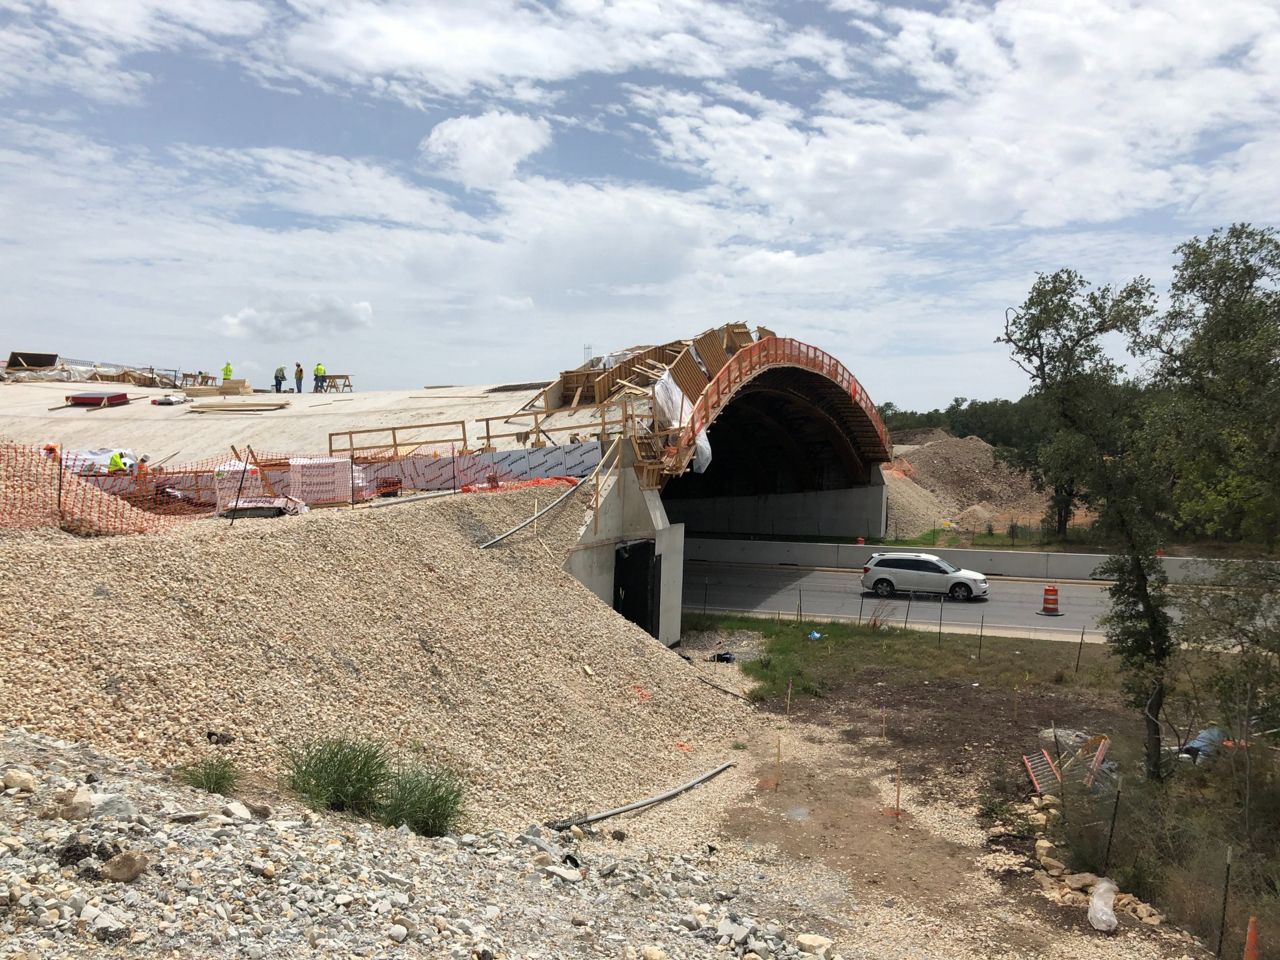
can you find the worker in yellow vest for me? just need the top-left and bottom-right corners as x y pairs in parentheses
(313, 361), (326, 393)
(222, 361), (233, 381)
(107, 451), (127, 474)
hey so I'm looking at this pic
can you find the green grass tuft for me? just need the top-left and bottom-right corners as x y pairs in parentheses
(180, 754), (239, 795)
(284, 736), (391, 816)
(379, 765), (465, 837)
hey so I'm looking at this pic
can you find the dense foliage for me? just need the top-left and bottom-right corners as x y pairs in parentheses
(879, 224), (1280, 550)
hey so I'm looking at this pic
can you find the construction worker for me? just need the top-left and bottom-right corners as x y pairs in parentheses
(222, 361), (233, 381)
(294, 362), (304, 395)
(313, 361), (326, 393)
(134, 455), (151, 476)
(273, 364), (286, 393)
(107, 451), (127, 474)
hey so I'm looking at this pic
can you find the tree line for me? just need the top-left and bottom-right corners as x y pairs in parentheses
(892, 226), (1278, 935)
(880, 224), (1280, 550)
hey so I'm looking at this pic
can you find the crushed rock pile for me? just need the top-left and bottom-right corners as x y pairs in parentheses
(884, 434), (1047, 536)
(0, 487), (751, 831)
(0, 729), (843, 960)
(883, 471), (951, 539)
(897, 436), (1041, 513)
(888, 427), (952, 450)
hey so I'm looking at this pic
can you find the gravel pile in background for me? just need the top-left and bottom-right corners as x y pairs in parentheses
(898, 436), (1042, 516)
(0, 487), (750, 832)
(884, 471), (952, 539)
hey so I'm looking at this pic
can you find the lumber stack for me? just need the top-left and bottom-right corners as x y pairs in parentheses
(190, 400), (291, 414)
(218, 379), (254, 396)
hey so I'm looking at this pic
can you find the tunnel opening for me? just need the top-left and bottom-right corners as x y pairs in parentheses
(660, 368), (886, 541)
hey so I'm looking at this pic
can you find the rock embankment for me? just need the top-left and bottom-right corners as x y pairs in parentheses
(0, 729), (844, 960)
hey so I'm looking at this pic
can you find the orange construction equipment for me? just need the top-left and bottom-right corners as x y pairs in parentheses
(1038, 584), (1063, 617)
(1244, 916), (1259, 960)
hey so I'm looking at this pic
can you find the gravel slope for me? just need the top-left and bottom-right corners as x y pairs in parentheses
(1, 488), (750, 831)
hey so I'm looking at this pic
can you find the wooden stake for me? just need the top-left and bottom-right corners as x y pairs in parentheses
(1216, 845), (1232, 958)
(786, 677), (793, 717)
(1075, 626), (1086, 674)
(533, 497), (538, 537)
(774, 735), (781, 792)
(881, 706), (887, 739)
(895, 763), (902, 817)
(978, 615), (984, 661)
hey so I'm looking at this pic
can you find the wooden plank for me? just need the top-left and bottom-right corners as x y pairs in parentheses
(669, 346), (709, 400)
(723, 322), (753, 353)
(693, 329), (730, 377)
(755, 325), (777, 340)
(246, 446), (278, 498)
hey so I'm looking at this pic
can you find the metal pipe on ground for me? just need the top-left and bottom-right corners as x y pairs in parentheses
(546, 761), (736, 830)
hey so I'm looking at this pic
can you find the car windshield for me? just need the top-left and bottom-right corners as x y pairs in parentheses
(934, 558), (959, 573)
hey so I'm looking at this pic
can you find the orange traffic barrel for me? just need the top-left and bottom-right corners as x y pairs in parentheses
(1037, 584), (1063, 617)
(856, 536), (865, 545)
(1244, 916), (1259, 960)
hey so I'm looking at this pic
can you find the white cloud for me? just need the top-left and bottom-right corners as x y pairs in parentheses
(629, 0), (1280, 235)
(1, 0), (1278, 412)
(419, 112), (551, 190)
(276, 0), (850, 102)
(0, 0), (271, 102)
(221, 297), (374, 340)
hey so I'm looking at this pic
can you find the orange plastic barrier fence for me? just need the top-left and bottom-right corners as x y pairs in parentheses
(0, 441), (545, 538)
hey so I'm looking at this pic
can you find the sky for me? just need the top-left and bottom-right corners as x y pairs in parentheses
(0, 0), (1277, 409)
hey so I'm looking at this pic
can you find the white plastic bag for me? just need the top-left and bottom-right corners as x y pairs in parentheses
(691, 429), (712, 473)
(1088, 878), (1118, 932)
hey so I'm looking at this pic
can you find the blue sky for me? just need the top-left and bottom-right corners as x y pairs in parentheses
(1, 0), (1277, 408)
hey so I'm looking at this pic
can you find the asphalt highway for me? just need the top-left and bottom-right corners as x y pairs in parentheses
(684, 560), (1111, 641)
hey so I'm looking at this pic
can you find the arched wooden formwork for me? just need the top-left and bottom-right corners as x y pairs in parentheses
(666, 337), (891, 480)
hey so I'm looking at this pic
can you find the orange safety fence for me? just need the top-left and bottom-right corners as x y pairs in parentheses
(1, 440), (603, 538)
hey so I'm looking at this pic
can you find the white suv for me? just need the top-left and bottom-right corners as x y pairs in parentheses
(860, 552), (989, 601)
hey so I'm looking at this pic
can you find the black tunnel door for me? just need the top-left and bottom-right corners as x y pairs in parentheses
(614, 540), (661, 639)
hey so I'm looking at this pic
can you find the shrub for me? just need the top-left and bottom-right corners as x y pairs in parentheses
(285, 737), (391, 816)
(379, 765), (465, 837)
(181, 754), (239, 794)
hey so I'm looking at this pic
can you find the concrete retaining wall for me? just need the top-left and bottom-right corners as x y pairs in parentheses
(684, 538), (1225, 584)
(564, 447), (685, 646)
(663, 477), (887, 540)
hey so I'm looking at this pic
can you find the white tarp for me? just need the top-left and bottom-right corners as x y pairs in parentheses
(212, 459), (266, 511)
(289, 456), (360, 505)
(66, 448), (137, 475)
(692, 429), (712, 473)
(653, 370), (693, 429)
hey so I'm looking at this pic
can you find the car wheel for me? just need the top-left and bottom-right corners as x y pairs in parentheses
(873, 579), (894, 598)
(950, 582), (972, 602)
